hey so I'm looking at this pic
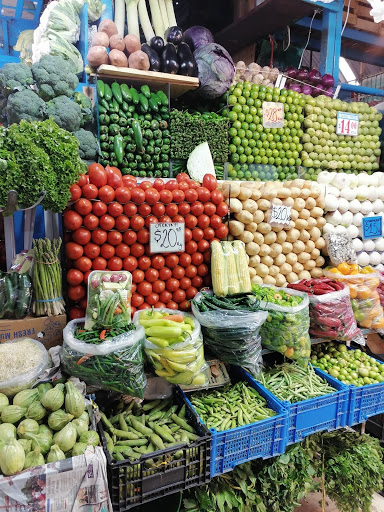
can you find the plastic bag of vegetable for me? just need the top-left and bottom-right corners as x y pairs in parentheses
(0, 272), (32, 319)
(252, 285), (311, 364)
(133, 308), (209, 388)
(62, 319), (146, 398)
(191, 291), (267, 376)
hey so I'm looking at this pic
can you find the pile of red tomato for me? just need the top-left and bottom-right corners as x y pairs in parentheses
(64, 164), (229, 319)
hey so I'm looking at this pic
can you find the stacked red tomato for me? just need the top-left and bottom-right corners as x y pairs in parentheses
(64, 164), (229, 319)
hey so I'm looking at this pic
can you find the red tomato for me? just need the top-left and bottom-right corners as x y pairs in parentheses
(216, 202), (229, 217)
(79, 298), (88, 312)
(105, 167), (123, 189)
(98, 185), (115, 203)
(172, 215), (184, 224)
(166, 301), (178, 310)
(63, 211), (82, 231)
(115, 215), (130, 232)
(185, 215), (197, 229)
(165, 254), (179, 269)
(82, 184), (98, 200)
(74, 256), (92, 272)
(160, 290), (172, 304)
(122, 177), (137, 188)
(203, 174), (217, 191)
(204, 202), (216, 216)
(159, 267), (172, 280)
(130, 215), (145, 231)
(152, 255), (165, 269)
(179, 253), (191, 267)
(191, 275), (203, 288)
(137, 228), (150, 245)
(172, 189), (185, 204)
(70, 184), (82, 202)
(131, 306), (136, 316)
(185, 189), (198, 203)
(92, 201), (107, 217)
(114, 187), (131, 204)
(185, 240), (198, 254)
(123, 230), (137, 245)
(145, 268), (159, 282)
(197, 187), (211, 203)
(138, 281), (152, 296)
(197, 263), (209, 276)
(190, 201), (204, 216)
(145, 188), (160, 205)
(108, 256), (123, 271)
(153, 179), (165, 191)
(185, 265), (197, 278)
(159, 189), (173, 204)
(69, 307), (85, 320)
(72, 228), (91, 245)
(83, 243), (100, 259)
(146, 292), (159, 306)
(131, 293), (144, 308)
(83, 270), (92, 284)
(209, 214), (222, 229)
(184, 228), (192, 243)
(66, 242), (83, 260)
(152, 280), (165, 294)
(154, 302), (166, 309)
(197, 239), (209, 253)
(166, 278), (179, 292)
(215, 224), (229, 239)
(88, 164), (107, 187)
(123, 203), (138, 217)
(115, 243), (130, 259)
(179, 276), (191, 290)
(178, 202), (190, 216)
(138, 256), (151, 271)
(108, 202), (124, 218)
(172, 266), (185, 279)
(99, 214), (115, 231)
(123, 256), (138, 271)
(145, 216), (158, 228)
(173, 289), (186, 304)
(179, 300), (190, 311)
(92, 257), (107, 270)
(67, 269), (84, 286)
(139, 303), (152, 310)
(100, 244), (115, 259)
(139, 180), (152, 191)
(204, 227), (215, 240)
(83, 214), (99, 230)
(192, 228), (204, 241)
(131, 187), (146, 204)
(210, 189), (224, 205)
(151, 202), (165, 217)
(92, 229), (107, 245)
(176, 172), (190, 183)
(166, 203), (178, 217)
(191, 252), (203, 266)
(130, 243), (145, 258)
(138, 203), (152, 217)
(178, 181), (190, 193)
(68, 285), (86, 301)
(159, 215), (172, 223)
(186, 286), (197, 299)
(107, 231), (123, 246)
(77, 174), (88, 187)
(165, 180), (178, 191)
(197, 214), (210, 229)
(132, 269), (145, 283)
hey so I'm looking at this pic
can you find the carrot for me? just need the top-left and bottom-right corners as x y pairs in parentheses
(162, 314), (184, 322)
(114, 306), (123, 315)
(77, 354), (93, 365)
(100, 329), (107, 340)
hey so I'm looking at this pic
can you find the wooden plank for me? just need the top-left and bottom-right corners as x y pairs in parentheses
(96, 65), (199, 98)
(232, 43), (256, 65)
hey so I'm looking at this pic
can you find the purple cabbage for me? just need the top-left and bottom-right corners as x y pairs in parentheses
(183, 26), (214, 52)
(193, 43), (235, 99)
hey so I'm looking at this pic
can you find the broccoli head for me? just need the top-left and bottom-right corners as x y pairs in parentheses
(73, 91), (93, 126)
(74, 129), (99, 161)
(47, 95), (82, 132)
(0, 62), (34, 97)
(31, 55), (79, 101)
(6, 89), (47, 126)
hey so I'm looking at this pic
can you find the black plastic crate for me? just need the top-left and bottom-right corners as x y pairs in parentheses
(98, 388), (211, 511)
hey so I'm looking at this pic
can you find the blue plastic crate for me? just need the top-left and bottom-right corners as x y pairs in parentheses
(180, 366), (288, 478)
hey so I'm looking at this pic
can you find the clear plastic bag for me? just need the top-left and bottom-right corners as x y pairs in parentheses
(211, 240), (252, 297)
(307, 285), (364, 343)
(0, 338), (50, 396)
(324, 232), (357, 266)
(133, 308), (208, 388)
(0, 272), (32, 319)
(256, 287), (311, 363)
(191, 291), (267, 376)
(324, 270), (384, 332)
(62, 319), (146, 398)
(85, 270), (132, 330)
(378, 271), (384, 309)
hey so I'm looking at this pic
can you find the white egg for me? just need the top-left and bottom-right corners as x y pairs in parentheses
(349, 175), (359, 188)
(378, 186), (384, 201)
(340, 187), (356, 201)
(375, 238), (384, 252)
(335, 225), (347, 234)
(322, 223), (335, 235)
(372, 199), (384, 214)
(340, 211), (353, 227)
(332, 173), (350, 190)
(357, 252), (371, 266)
(327, 186), (340, 198)
(324, 194), (339, 212)
(346, 225), (359, 239)
(370, 251), (382, 266)
(326, 210), (342, 226)
(357, 173), (370, 186)
(352, 238), (364, 252)
(353, 212), (363, 227)
(318, 171), (333, 185)
(356, 186), (369, 201)
(368, 186), (379, 202)
(338, 198), (350, 214)
(360, 201), (372, 215)
(363, 239), (375, 252)
(349, 199), (361, 214)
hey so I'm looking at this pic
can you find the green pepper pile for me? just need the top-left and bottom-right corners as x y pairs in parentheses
(97, 80), (170, 178)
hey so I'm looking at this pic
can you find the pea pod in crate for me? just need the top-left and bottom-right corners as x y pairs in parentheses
(0, 272), (32, 319)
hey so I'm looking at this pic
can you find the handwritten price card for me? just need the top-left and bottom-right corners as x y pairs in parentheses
(362, 216), (382, 240)
(150, 223), (185, 253)
(269, 204), (292, 226)
(336, 112), (359, 137)
(262, 102), (285, 128)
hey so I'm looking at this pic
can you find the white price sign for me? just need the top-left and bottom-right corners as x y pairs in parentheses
(336, 112), (359, 136)
(270, 204), (292, 225)
(262, 102), (285, 128)
(150, 223), (185, 253)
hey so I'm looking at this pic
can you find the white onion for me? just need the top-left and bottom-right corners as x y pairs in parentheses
(327, 186), (340, 198)
(346, 225), (359, 239)
(324, 194), (339, 212)
(318, 171), (333, 185)
(357, 252), (370, 266)
(349, 199), (361, 214)
(363, 239), (375, 252)
(370, 174), (380, 187)
(352, 238), (364, 252)
(356, 186), (369, 201)
(370, 251), (381, 266)
(340, 211), (353, 227)
(360, 201), (372, 215)
(338, 198), (349, 214)
(378, 186), (384, 201)
(335, 225), (347, 234)
(357, 173), (370, 186)
(372, 199), (384, 214)
(349, 175), (359, 188)
(340, 187), (356, 201)
(368, 186), (379, 202)
(326, 210), (342, 226)
(375, 238), (384, 252)
(322, 223), (335, 234)
(353, 212), (363, 227)
(381, 253), (384, 264)
(332, 173), (350, 190)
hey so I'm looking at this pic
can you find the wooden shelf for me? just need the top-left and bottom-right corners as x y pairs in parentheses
(96, 65), (199, 98)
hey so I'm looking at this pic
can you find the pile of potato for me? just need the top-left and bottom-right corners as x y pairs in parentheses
(220, 180), (326, 287)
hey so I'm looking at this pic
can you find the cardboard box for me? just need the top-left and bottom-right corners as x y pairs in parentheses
(0, 314), (67, 349)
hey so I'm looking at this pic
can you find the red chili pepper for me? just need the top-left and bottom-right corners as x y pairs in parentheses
(100, 329), (107, 340)
(288, 283), (310, 293)
(312, 286), (332, 295)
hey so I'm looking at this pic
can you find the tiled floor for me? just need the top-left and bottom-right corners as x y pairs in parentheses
(296, 492), (384, 511)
